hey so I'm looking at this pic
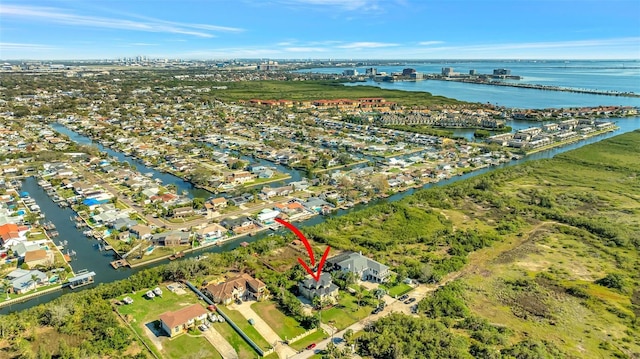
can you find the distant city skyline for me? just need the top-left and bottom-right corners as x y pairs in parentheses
(1, 0), (639, 60)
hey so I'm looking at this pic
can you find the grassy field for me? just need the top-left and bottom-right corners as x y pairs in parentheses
(449, 130), (640, 358)
(208, 80), (466, 107)
(303, 130), (640, 358)
(218, 307), (272, 350)
(381, 282), (413, 297)
(251, 300), (307, 340)
(289, 329), (328, 351)
(163, 333), (222, 359)
(321, 292), (375, 330)
(210, 321), (258, 359)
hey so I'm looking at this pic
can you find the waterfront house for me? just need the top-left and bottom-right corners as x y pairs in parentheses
(151, 231), (190, 247)
(298, 273), (339, 301)
(130, 224), (152, 240)
(210, 197), (228, 209)
(159, 304), (208, 338)
(220, 216), (254, 232)
(202, 273), (267, 305)
(5, 269), (47, 294)
(326, 251), (390, 283)
(24, 249), (54, 268)
(196, 223), (226, 241)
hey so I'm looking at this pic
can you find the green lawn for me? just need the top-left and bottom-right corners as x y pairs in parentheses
(251, 300), (306, 340)
(289, 329), (328, 351)
(382, 283), (413, 297)
(218, 307), (272, 350)
(210, 321), (258, 359)
(163, 333), (222, 359)
(321, 293), (375, 330)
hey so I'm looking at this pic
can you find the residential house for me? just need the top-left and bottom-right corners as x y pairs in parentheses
(196, 223), (227, 241)
(202, 273), (267, 305)
(5, 269), (47, 294)
(298, 273), (339, 301)
(220, 217), (255, 234)
(130, 224), (152, 240)
(24, 249), (54, 268)
(11, 241), (40, 257)
(326, 251), (390, 283)
(0, 223), (28, 248)
(159, 304), (208, 338)
(256, 209), (280, 224)
(228, 171), (254, 184)
(110, 217), (138, 231)
(211, 197), (227, 209)
(151, 231), (190, 247)
(172, 206), (194, 218)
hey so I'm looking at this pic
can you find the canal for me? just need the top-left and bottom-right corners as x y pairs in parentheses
(2, 116), (639, 313)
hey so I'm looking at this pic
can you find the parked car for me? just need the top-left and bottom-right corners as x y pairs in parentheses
(306, 343), (316, 350)
(372, 307), (382, 314)
(398, 294), (409, 301)
(404, 297), (416, 304)
(198, 324), (208, 332)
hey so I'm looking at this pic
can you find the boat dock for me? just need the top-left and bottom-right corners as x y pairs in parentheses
(110, 259), (129, 269)
(67, 271), (96, 289)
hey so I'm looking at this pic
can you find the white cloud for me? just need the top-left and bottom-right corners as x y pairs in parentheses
(336, 41), (398, 49)
(0, 42), (56, 51)
(284, 47), (326, 52)
(0, 4), (243, 38)
(278, 0), (378, 11)
(418, 41), (444, 46)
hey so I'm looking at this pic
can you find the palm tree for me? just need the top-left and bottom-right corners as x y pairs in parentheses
(31, 273), (39, 292)
(1, 279), (10, 300)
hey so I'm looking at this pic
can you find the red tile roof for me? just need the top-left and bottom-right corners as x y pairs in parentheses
(159, 304), (208, 329)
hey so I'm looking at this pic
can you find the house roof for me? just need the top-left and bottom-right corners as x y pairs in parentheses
(0, 223), (20, 239)
(24, 249), (48, 263)
(327, 251), (389, 274)
(299, 273), (338, 296)
(211, 197), (227, 204)
(204, 273), (265, 301)
(159, 304), (208, 329)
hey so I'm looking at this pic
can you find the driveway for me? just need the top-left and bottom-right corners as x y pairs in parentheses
(230, 301), (297, 358)
(202, 326), (238, 359)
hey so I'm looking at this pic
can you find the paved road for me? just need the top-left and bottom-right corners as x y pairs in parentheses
(202, 326), (239, 359)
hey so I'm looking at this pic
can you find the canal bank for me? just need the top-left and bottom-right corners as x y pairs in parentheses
(3, 116), (639, 314)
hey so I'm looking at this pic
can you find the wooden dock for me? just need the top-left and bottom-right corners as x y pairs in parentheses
(110, 259), (129, 269)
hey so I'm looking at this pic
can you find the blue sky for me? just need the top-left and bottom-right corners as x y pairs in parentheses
(1, 0), (639, 60)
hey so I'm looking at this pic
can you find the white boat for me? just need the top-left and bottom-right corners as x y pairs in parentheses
(153, 287), (163, 296)
(146, 291), (155, 298)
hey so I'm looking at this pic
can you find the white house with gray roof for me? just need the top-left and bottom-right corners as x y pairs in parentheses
(326, 251), (390, 283)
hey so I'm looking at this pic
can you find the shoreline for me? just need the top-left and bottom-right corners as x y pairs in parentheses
(426, 77), (640, 98)
(524, 127), (618, 155)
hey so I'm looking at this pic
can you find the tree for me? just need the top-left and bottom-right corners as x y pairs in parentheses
(31, 273), (39, 292)
(343, 328), (354, 344)
(1, 279), (10, 300)
(595, 273), (624, 291)
(192, 197), (205, 210)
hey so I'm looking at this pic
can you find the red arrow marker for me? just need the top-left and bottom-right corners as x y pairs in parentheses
(275, 218), (331, 282)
